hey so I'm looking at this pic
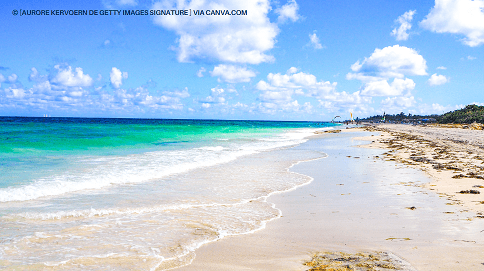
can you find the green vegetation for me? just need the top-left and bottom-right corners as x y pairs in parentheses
(438, 104), (484, 124)
(359, 104), (484, 124)
(360, 112), (438, 123)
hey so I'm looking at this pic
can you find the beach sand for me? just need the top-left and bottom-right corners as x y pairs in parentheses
(176, 127), (484, 271)
(356, 124), (484, 215)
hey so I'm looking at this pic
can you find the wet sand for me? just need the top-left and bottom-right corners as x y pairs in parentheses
(176, 129), (484, 270)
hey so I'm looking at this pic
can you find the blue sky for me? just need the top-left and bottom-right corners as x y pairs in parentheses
(1, 0), (483, 121)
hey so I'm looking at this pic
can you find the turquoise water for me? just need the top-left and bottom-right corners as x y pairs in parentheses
(0, 117), (336, 269)
(0, 117), (333, 191)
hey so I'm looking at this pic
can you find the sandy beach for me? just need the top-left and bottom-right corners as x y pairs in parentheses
(177, 126), (484, 271)
(357, 124), (484, 216)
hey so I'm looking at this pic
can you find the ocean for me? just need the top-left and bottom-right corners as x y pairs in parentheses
(0, 117), (336, 270)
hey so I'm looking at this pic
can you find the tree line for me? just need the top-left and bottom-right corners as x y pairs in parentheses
(359, 104), (484, 124)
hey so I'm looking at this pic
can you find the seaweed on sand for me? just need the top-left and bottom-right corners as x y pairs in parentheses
(303, 251), (411, 270)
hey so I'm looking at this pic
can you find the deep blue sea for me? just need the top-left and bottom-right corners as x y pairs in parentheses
(0, 117), (336, 269)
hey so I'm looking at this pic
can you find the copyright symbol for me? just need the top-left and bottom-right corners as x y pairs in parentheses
(12, 9), (18, 16)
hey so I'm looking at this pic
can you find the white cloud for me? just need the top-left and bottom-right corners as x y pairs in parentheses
(113, 87), (187, 110)
(257, 99), (305, 114)
(163, 88), (191, 98)
(0, 73), (18, 87)
(427, 73), (449, 86)
(287, 67), (298, 74)
(197, 67), (206, 77)
(420, 0), (484, 47)
(467, 55), (477, 60)
(318, 91), (372, 114)
(210, 87), (224, 96)
(210, 64), (256, 83)
(197, 86), (227, 108)
(51, 65), (93, 88)
(256, 67), (372, 114)
(391, 10), (416, 41)
(110, 67), (128, 89)
(308, 31), (323, 49)
(8, 74), (18, 83)
(0, 65), (192, 115)
(33, 80), (52, 94)
(349, 45), (427, 78)
(4, 87), (29, 99)
(259, 89), (294, 102)
(347, 45), (427, 99)
(360, 78), (415, 96)
(381, 96), (416, 109)
(201, 96), (225, 104)
(233, 102), (248, 108)
(276, 0), (300, 23)
(256, 67), (337, 97)
(29, 68), (48, 82)
(152, 0), (279, 64)
(437, 66), (447, 70)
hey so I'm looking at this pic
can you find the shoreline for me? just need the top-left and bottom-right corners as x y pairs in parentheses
(176, 127), (484, 271)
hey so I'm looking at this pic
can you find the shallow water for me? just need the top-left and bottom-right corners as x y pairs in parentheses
(0, 117), (335, 270)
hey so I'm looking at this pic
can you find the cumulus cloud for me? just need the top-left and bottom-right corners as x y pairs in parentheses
(348, 45), (427, 79)
(381, 96), (416, 110)
(259, 89), (294, 103)
(347, 45), (427, 101)
(29, 68), (41, 82)
(256, 67), (372, 114)
(318, 91), (372, 114)
(0, 65), (192, 115)
(391, 10), (416, 41)
(7, 74), (18, 83)
(437, 66), (447, 70)
(276, 0), (300, 23)
(359, 78), (416, 96)
(420, 0), (484, 47)
(428, 73), (449, 86)
(110, 67), (128, 89)
(256, 67), (337, 96)
(210, 86), (224, 96)
(152, 0), (279, 64)
(201, 96), (226, 104)
(210, 64), (256, 83)
(4, 87), (30, 99)
(51, 65), (93, 88)
(197, 86), (227, 108)
(112, 87), (187, 110)
(0, 73), (18, 88)
(308, 31), (324, 49)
